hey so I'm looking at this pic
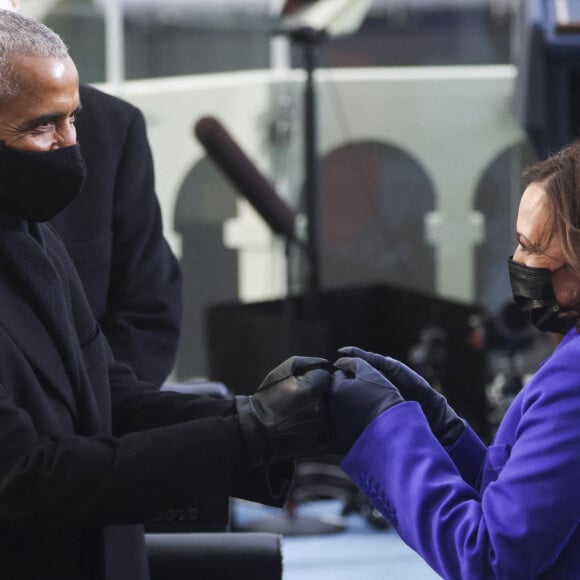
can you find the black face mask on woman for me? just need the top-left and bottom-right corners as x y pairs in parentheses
(0, 143), (86, 222)
(508, 257), (577, 334)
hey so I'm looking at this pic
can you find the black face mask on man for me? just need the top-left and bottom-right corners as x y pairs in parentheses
(508, 257), (577, 334)
(0, 143), (86, 222)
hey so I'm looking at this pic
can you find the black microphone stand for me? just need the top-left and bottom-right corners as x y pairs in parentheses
(291, 26), (327, 298)
(278, 26), (326, 365)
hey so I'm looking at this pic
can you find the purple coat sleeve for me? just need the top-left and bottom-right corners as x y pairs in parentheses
(341, 331), (580, 579)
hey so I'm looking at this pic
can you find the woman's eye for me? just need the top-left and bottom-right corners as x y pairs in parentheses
(518, 244), (531, 255)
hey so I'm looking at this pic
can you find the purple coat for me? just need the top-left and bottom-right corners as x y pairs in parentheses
(342, 328), (580, 579)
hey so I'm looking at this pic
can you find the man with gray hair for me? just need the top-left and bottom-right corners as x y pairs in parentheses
(0, 10), (333, 580)
(3, 0), (184, 391)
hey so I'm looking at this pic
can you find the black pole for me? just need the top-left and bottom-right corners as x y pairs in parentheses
(303, 34), (320, 295)
(285, 26), (326, 297)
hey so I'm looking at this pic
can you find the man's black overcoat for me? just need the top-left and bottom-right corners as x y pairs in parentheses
(51, 85), (182, 387)
(0, 219), (289, 579)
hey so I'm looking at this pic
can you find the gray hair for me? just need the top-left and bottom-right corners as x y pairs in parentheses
(0, 10), (68, 104)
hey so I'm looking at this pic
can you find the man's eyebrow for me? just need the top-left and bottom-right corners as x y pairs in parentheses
(21, 104), (83, 130)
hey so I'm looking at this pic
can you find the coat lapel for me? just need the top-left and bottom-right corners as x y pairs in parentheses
(0, 224), (79, 416)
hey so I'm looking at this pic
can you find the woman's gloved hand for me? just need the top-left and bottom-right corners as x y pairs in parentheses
(338, 346), (465, 447)
(234, 356), (334, 467)
(331, 356), (404, 454)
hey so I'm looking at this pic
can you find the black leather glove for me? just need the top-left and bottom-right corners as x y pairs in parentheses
(338, 346), (465, 447)
(331, 357), (404, 454)
(234, 356), (333, 467)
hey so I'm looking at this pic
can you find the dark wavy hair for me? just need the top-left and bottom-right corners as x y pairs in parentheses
(522, 142), (580, 279)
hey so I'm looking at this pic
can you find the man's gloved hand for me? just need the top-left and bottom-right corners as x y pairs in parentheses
(331, 357), (404, 454)
(234, 356), (334, 467)
(338, 346), (465, 447)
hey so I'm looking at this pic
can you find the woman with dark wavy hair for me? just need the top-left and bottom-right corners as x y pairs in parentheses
(329, 141), (580, 579)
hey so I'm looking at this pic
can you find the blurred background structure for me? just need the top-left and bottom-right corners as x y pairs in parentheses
(24, 0), (567, 435)
(28, 0), (580, 446)
(25, 0), (528, 376)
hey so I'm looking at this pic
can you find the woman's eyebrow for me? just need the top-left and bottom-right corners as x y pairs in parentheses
(516, 231), (547, 254)
(515, 232), (531, 249)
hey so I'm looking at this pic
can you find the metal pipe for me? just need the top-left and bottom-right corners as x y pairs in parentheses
(104, 0), (125, 90)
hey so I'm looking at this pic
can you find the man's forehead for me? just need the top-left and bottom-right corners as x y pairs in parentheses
(9, 54), (78, 96)
(0, 54), (79, 118)
(12, 53), (77, 79)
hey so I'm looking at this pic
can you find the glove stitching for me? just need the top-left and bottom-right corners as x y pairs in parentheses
(272, 399), (326, 429)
